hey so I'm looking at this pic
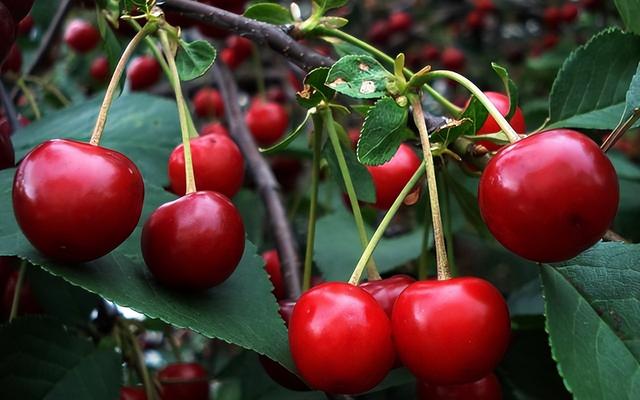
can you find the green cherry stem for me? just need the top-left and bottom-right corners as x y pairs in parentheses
(90, 25), (153, 146)
(160, 30), (197, 194)
(348, 166), (425, 285)
(122, 320), (158, 400)
(322, 106), (381, 280)
(8, 260), (27, 322)
(411, 95), (451, 281)
(303, 114), (323, 292)
(426, 70), (521, 144)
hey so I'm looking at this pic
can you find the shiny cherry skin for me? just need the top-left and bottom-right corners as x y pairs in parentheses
(472, 92), (526, 151)
(2, 270), (41, 318)
(200, 122), (229, 136)
(289, 282), (395, 394)
(262, 249), (285, 299)
(367, 143), (421, 210)
(141, 191), (245, 290)
(2, 0), (34, 21)
(478, 129), (619, 262)
(90, 56), (109, 81)
(441, 47), (466, 71)
(259, 300), (310, 391)
(119, 386), (146, 400)
(245, 100), (289, 147)
(392, 277), (510, 385)
(0, 3), (16, 65)
(417, 373), (502, 400)
(64, 19), (100, 53)
(360, 275), (416, 317)
(158, 362), (209, 400)
(168, 134), (244, 197)
(13, 139), (144, 262)
(127, 56), (161, 91)
(192, 88), (224, 118)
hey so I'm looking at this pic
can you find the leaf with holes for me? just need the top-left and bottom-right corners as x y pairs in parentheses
(325, 55), (393, 99)
(176, 39), (217, 81)
(357, 97), (408, 166)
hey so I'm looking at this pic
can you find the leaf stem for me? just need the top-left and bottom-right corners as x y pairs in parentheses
(410, 95), (450, 281)
(426, 70), (520, 144)
(90, 25), (152, 145)
(348, 167), (425, 285)
(601, 108), (640, 152)
(9, 260), (27, 322)
(303, 114), (322, 292)
(160, 30), (197, 194)
(322, 106), (380, 280)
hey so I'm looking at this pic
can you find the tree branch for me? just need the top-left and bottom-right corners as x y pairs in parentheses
(162, 0), (334, 72)
(213, 63), (302, 299)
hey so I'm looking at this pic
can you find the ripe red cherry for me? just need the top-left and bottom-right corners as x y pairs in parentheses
(141, 191), (245, 290)
(158, 362), (209, 400)
(388, 11), (412, 33)
(168, 134), (244, 197)
(2, 44), (22, 74)
(366, 143), (421, 210)
(417, 373), (502, 400)
(472, 92), (526, 151)
(119, 386), (146, 400)
(478, 129), (618, 262)
(262, 249), (285, 299)
(360, 275), (415, 317)
(2, 0), (34, 21)
(13, 139), (144, 262)
(392, 277), (510, 385)
(543, 7), (561, 28)
(226, 35), (253, 60)
(2, 270), (41, 318)
(441, 47), (466, 71)
(466, 9), (486, 30)
(289, 282), (395, 394)
(192, 88), (224, 118)
(560, 3), (579, 23)
(368, 20), (390, 44)
(127, 56), (161, 91)
(245, 100), (289, 147)
(0, 3), (16, 65)
(64, 19), (100, 53)
(90, 56), (109, 82)
(17, 15), (33, 35)
(421, 44), (440, 62)
(200, 121), (229, 136)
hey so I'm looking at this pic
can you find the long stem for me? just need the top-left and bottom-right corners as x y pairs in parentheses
(124, 322), (157, 400)
(322, 107), (380, 280)
(426, 70), (521, 144)
(90, 27), (150, 145)
(303, 115), (322, 292)
(349, 167), (425, 285)
(160, 30), (197, 194)
(9, 261), (27, 322)
(314, 27), (462, 117)
(411, 95), (450, 281)
(439, 168), (458, 277)
(601, 108), (640, 152)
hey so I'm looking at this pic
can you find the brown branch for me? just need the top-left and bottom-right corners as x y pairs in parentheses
(213, 63), (302, 299)
(162, 0), (334, 72)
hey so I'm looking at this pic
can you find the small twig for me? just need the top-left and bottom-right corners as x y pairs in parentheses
(213, 63), (302, 299)
(0, 80), (19, 132)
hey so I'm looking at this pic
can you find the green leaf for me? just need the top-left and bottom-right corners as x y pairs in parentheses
(323, 140), (376, 203)
(325, 55), (393, 99)
(357, 97), (408, 166)
(314, 210), (426, 281)
(297, 68), (335, 109)
(624, 63), (640, 120)
(233, 190), (265, 248)
(176, 39), (217, 81)
(442, 168), (491, 239)
(261, 109), (312, 154)
(313, 0), (348, 13)
(541, 242), (640, 399)
(431, 96), (488, 145)
(318, 16), (348, 29)
(0, 316), (122, 400)
(96, 12), (120, 80)
(0, 170), (294, 370)
(491, 63), (519, 121)
(547, 28), (640, 130)
(11, 94), (180, 187)
(614, 0), (640, 35)
(244, 3), (293, 25)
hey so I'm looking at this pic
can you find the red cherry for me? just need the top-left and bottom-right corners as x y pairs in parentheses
(474, 0), (496, 13)
(192, 88), (224, 118)
(348, 128), (360, 150)
(0, 125), (14, 170)
(2, 0), (34, 21)
(64, 19), (100, 53)
(560, 3), (579, 23)
(220, 48), (240, 69)
(90, 56), (109, 82)
(119, 386), (146, 400)
(168, 134), (244, 197)
(393, 277), (510, 385)
(2, 44), (22, 74)
(266, 87), (287, 104)
(472, 92), (526, 151)
(478, 129), (618, 262)
(2, 270), (41, 318)
(158, 362), (209, 400)
(441, 47), (466, 71)
(13, 139), (144, 262)
(127, 56), (161, 91)
(17, 15), (33, 35)
(421, 44), (440, 62)
(200, 122), (230, 136)
(225, 35), (253, 61)
(388, 11), (412, 33)
(417, 373), (502, 400)
(541, 33), (560, 50)
(368, 20), (390, 44)
(262, 249), (285, 299)
(543, 7), (561, 29)
(141, 191), (245, 290)
(289, 282), (395, 394)
(366, 143), (421, 210)
(0, 3), (16, 65)
(245, 100), (289, 147)
(360, 275), (416, 317)
(466, 9), (486, 30)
